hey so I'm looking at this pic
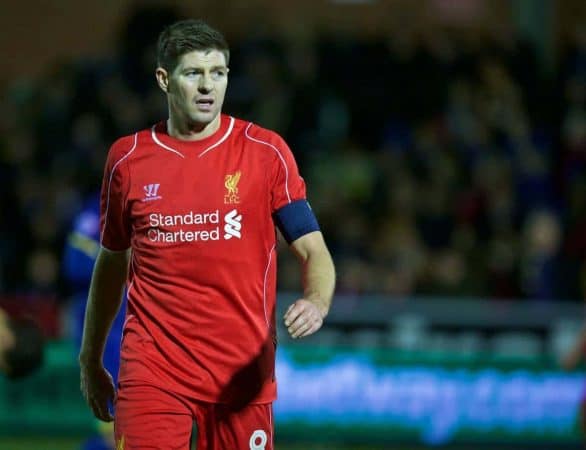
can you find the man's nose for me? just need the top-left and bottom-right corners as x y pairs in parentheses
(198, 75), (213, 93)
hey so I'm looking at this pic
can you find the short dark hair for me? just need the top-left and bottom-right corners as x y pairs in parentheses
(4, 318), (44, 379)
(157, 19), (230, 73)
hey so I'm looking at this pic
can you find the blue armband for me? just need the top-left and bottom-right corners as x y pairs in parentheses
(273, 200), (320, 244)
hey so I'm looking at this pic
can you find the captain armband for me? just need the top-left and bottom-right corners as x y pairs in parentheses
(273, 200), (320, 244)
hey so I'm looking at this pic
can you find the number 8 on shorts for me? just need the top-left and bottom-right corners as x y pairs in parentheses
(249, 429), (267, 450)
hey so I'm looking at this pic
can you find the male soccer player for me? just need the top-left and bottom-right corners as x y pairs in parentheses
(0, 308), (44, 379)
(79, 19), (336, 450)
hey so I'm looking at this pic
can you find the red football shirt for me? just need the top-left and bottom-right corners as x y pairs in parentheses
(100, 114), (306, 404)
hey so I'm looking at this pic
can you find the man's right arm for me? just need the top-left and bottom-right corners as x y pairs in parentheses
(79, 247), (130, 365)
(79, 247), (129, 421)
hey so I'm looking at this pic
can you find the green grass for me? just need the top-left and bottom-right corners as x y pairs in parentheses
(0, 438), (80, 450)
(0, 438), (408, 450)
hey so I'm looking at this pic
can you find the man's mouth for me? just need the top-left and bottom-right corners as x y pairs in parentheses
(195, 98), (214, 111)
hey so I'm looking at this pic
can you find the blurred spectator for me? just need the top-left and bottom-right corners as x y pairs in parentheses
(520, 209), (563, 300)
(0, 308), (44, 379)
(560, 321), (586, 436)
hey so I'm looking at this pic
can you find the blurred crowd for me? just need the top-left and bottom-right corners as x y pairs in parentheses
(0, 6), (584, 306)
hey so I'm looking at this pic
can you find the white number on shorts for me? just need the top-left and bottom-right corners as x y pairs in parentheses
(249, 429), (268, 450)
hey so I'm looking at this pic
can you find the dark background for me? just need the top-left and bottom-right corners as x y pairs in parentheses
(0, 0), (584, 448)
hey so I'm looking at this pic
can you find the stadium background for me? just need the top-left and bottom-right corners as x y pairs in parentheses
(0, 0), (585, 448)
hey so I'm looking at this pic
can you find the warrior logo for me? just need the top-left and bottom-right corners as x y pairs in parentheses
(143, 183), (162, 201)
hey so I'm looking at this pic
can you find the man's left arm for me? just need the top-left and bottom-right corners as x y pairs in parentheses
(284, 231), (336, 339)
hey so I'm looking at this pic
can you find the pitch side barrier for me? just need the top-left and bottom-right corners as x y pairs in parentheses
(0, 294), (583, 447)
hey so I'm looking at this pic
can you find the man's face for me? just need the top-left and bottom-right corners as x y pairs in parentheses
(164, 49), (228, 126)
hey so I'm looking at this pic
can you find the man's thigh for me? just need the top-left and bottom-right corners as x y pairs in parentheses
(195, 402), (273, 450)
(115, 383), (192, 450)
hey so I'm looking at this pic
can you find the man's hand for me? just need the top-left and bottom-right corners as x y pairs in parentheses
(80, 361), (116, 422)
(284, 298), (326, 339)
(287, 232), (335, 339)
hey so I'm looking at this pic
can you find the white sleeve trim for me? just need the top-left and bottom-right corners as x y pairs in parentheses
(100, 133), (138, 246)
(244, 123), (291, 203)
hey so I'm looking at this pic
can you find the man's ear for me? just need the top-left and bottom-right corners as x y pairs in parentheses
(155, 67), (170, 93)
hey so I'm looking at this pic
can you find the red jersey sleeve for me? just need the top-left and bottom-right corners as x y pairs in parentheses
(264, 131), (306, 212)
(99, 134), (135, 251)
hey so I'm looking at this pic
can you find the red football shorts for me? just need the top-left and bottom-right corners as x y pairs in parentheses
(114, 383), (274, 450)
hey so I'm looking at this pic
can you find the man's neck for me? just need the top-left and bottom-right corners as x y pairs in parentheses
(167, 114), (221, 141)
